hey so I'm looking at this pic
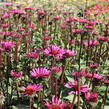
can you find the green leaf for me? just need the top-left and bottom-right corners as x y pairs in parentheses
(63, 94), (74, 102)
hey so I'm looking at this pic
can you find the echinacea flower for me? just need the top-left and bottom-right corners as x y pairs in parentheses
(10, 71), (23, 79)
(4, 3), (12, 7)
(25, 52), (39, 59)
(22, 33), (30, 37)
(3, 32), (11, 37)
(50, 67), (62, 78)
(21, 84), (43, 96)
(1, 42), (15, 52)
(44, 45), (61, 57)
(90, 63), (99, 69)
(73, 69), (85, 78)
(50, 67), (62, 73)
(63, 11), (73, 15)
(53, 16), (61, 20)
(85, 72), (102, 79)
(13, 34), (22, 39)
(45, 97), (72, 109)
(11, 10), (26, 15)
(37, 11), (46, 15)
(1, 24), (10, 28)
(68, 40), (76, 44)
(60, 24), (68, 29)
(58, 49), (76, 59)
(85, 92), (98, 103)
(30, 68), (50, 79)
(42, 36), (52, 41)
(79, 19), (88, 24)
(84, 40), (99, 48)
(104, 75), (109, 85)
(97, 36), (109, 42)
(65, 18), (78, 23)
(25, 7), (35, 11)
(62, 103), (72, 109)
(28, 24), (36, 29)
(85, 73), (102, 86)
(65, 80), (90, 95)
(45, 97), (63, 109)
(85, 26), (94, 30)
(72, 29), (82, 34)
(2, 13), (10, 19)
(93, 74), (103, 80)
(88, 21), (96, 26)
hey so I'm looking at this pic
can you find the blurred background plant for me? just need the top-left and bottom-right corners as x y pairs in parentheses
(0, 0), (99, 10)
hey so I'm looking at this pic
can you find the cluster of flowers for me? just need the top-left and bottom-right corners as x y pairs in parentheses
(0, 1), (109, 109)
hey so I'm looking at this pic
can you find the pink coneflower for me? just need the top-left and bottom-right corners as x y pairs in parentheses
(25, 52), (39, 59)
(45, 97), (63, 109)
(65, 18), (78, 23)
(44, 45), (61, 57)
(53, 16), (61, 20)
(90, 63), (99, 69)
(97, 36), (109, 42)
(0, 31), (3, 35)
(1, 24), (10, 28)
(42, 36), (52, 41)
(11, 10), (26, 15)
(85, 73), (93, 79)
(21, 84), (43, 96)
(63, 11), (73, 15)
(72, 29), (82, 34)
(85, 26), (94, 30)
(104, 75), (109, 85)
(37, 11), (46, 15)
(30, 68), (50, 79)
(84, 40), (100, 48)
(10, 72), (23, 79)
(0, 48), (4, 52)
(25, 7), (35, 11)
(35, 48), (44, 53)
(45, 97), (72, 109)
(59, 49), (77, 58)
(88, 21), (96, 26)
(3, 32), (12, 37)
(92, 31), (98, 35)
(2, 13), (10, 19)
(85, 72), (102, 80)
(13, 34), (22, 39)
(56, 49), (76, 61)
(22, 33), (30, 37)
(4, 3), (12, 7)
(62, 103), (72, 109)
(1, 42), (15, 52)
(50, 66), (62, 77)
(18, 28), (25, 32)
(92, 74), (103, 86)
(73, 69), (85, 78)
(65, 80), (90, 95)
(68, 40), (76, 44)
(94, 13), (101, 16)
(60, 24), (68, 29)
(85, 92), (98, 103)
(28, 24), (36, 29)
(43, 31), (48, 35)
(50, 67), (62, 73)
(93, 74), (103, 80)
(79, 19), (89, 24)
